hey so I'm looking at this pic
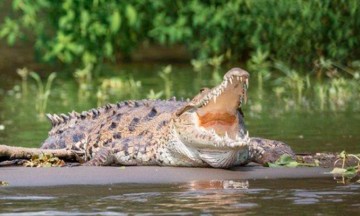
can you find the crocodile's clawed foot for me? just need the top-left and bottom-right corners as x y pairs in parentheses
(82, 148), (114, 166)
(69, 149), (86, 163)
(249, 137), (295, 165)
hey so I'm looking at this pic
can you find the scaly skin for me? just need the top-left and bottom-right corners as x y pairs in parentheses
(41, 68), (295, 168)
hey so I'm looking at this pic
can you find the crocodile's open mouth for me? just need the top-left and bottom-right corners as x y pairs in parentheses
(174, 68), (250, 149)
(195, 68), (249, 139)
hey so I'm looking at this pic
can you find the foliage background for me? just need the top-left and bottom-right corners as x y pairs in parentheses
(1, 0), (360, 70)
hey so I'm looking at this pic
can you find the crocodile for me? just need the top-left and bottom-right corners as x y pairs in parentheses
(41, 68), (294, 168)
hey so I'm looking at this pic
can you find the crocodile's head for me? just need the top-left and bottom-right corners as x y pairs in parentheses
(173, 68), (250, 167)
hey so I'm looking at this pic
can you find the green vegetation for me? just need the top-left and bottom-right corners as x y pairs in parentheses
(0, 181), (9, 186)
(158, 65), (173, 98)
(247, 50), (271, 90)
(29, 70), (57, 117)
(6, 61), (360, 120)
(74, 65), (93, 100)
(96, 76), (141, 106)
(17, 68), (30, 96)
(265, 154), (318, 168)
(146, 89), (163, 100)
(2, 0), (358, 113)
(23, 153), (65, 167)
(266, 152), (360, 184)
(1, 0), (360, 69)
(330, 151), (360, 184)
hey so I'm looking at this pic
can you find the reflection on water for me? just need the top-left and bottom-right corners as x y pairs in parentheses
(0, 179), (359, 215)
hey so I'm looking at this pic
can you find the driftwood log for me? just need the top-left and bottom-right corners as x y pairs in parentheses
(0, 144), (358, 168)
(0, 144), (79, 161)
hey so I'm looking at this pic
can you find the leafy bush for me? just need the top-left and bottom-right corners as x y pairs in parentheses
(1, 0), (360, 69)
(0, 0), (144, 65)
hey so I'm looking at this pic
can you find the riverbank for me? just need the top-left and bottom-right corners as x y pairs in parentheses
(0, 165), (331, 187)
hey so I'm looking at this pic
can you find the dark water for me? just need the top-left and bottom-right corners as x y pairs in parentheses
(0, 179), (359, 215)
(0, 64), (359, 214)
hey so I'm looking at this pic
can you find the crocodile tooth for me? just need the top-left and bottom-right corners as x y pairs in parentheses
(213, 96), (217, 103)
(246, 78), (249, 88)
(216, 90), (221, 97)
(229, 77), (233, 84)
(210, 129), (217, 136)
(214, 132), (222, 141)
(223, 80), (228, 87)
(237, 76), (240, 81)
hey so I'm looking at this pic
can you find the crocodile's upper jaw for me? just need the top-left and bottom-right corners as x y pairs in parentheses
(174, 68), (250, 151)
(196, 71), (247, 139)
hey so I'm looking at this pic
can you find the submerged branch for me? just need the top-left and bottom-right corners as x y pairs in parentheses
(296, 152), (360, 168)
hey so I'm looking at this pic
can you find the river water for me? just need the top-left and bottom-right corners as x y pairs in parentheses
(0, 64), (359, 214)
(0, 179), (359, 215)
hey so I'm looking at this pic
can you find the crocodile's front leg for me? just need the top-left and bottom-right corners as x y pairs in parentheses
(83, 147), (115, 166)
(247, 137), (295, 165)
(83, 136), (159, 166)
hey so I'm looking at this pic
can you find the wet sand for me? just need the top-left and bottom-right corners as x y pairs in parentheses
(0, 165), (331, 187)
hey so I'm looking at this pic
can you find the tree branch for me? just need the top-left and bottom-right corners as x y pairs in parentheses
(0, 144), (79, 161)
